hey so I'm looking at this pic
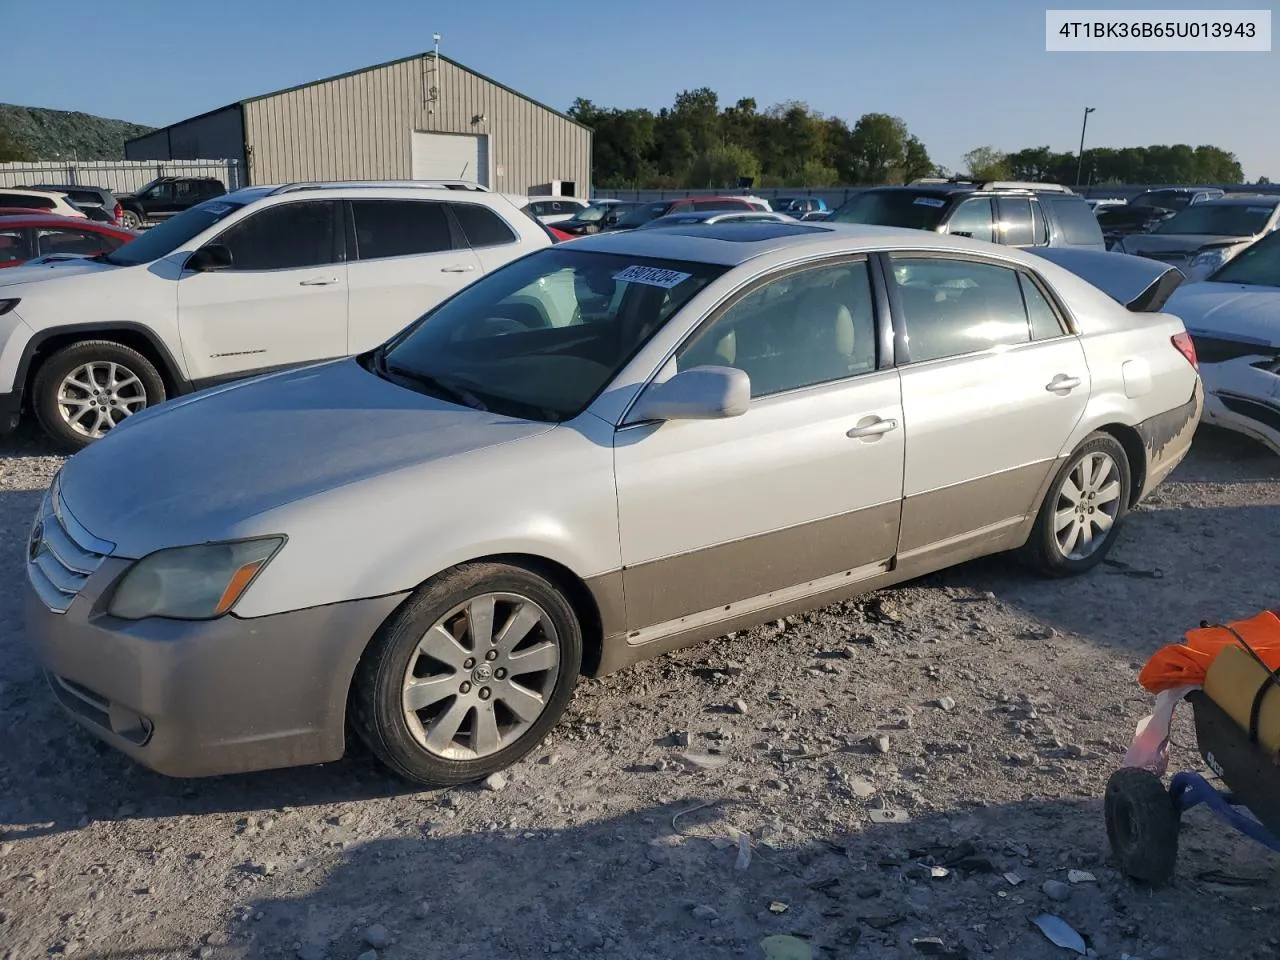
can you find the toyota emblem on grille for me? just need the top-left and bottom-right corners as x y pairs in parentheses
(28, 521), (43, 563)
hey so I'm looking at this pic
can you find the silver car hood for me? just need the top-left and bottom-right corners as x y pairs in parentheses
(1164, 282), (1280, 348)
(58, 359), (555, 557)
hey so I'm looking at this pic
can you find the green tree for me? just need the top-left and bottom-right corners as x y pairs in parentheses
(845, 113), (914, 184)
(0, 126), (29, 162)
(688, 143), (760, 189)
(964, 145), (1011, 180)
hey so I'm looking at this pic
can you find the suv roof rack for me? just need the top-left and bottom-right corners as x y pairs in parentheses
(905, 177), (1075, 194)
(268, 179), (492, 195)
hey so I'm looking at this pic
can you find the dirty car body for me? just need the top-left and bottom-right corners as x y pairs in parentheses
(1164, 230), (1280, 455)
(25, 222), (1202, 784)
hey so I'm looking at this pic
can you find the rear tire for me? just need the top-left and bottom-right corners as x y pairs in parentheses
(1023, 432), (1131, 577)
(351, 562), (582, 787)
(32, 340), (166, 451)
(1105, 766), (1180, 885)
(120, 209), (142, 230)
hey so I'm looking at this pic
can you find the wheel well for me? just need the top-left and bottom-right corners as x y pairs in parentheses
(483, 553), (606, 676)
(1097, 422), (1147, 508)
(23, 330), (181, 406)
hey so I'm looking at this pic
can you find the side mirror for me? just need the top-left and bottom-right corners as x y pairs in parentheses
(187, 243), (232, 272)
(628, 365), (750, 424)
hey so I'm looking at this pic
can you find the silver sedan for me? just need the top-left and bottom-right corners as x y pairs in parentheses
(26, 221), (1202, 787)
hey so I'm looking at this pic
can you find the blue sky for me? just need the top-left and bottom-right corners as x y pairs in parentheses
(7, 0), (1275, 179)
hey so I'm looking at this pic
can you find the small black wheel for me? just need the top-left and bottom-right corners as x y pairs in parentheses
(1105, 766), (1180, 884)
(351, 562), (582, 787)
(32, 340), (166, 451)
(120, 209), (143, 230)
(1023, 431), (1132, 577)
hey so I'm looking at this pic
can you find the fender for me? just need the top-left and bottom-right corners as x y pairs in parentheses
(13, 321), (194, 403)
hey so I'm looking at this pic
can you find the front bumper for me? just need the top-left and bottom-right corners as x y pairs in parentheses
(1200, 357), (1280, 456)
(23, 495), (408, 777)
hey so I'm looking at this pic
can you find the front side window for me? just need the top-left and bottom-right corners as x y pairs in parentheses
(1154, 203), (1277, 237)
(212, 200), (337, 270)
(0, 228), (29, 266)
(944, 198), (995, 242)
(350, 199), (452, 259)
(145, 182), (175, 201)
(1210, 230), (1280, 286)
(450, 203), (518, 247)
(891, 256), (1032, 363)
(379, 249), (725, 421)
(678, 259), (877, 398)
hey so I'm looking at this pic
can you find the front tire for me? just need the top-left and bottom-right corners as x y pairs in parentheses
(352, 562), (582, 787)
(1023, 432), (1131, 577)
(32, 340), (166, 451)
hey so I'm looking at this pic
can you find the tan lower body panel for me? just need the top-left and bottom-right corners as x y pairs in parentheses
(618, 499), (901, 630)
(588, 459), (1070, 677)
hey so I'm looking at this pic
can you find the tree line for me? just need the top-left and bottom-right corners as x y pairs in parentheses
(570, 89), (1254, 189)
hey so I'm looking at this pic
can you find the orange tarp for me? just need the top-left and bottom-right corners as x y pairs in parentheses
(1139, 610), (1280, 693)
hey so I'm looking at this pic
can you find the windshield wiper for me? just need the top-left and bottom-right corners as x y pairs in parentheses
(384, 358), (488, 411)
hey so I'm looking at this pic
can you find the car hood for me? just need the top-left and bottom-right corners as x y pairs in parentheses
(1123, 233), (1253, 255)
(1163, 282), (1280, 348)
(57, 359), (556, 557)
(0, 257), (119, 288)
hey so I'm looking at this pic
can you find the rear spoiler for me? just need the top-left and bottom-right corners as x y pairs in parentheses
(1027, 248), (1185, 313)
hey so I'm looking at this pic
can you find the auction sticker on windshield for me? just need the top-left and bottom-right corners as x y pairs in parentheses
(614, 265), (693, 288)
(913, 197), (947, 208)
(204, 203), (232, 215)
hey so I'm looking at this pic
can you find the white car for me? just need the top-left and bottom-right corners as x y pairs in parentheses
(0, 182), (552, 449)
(0, 188), (87, 220)
(524, 196), (590, 225)
(1163, 228), (1280, 455)
(25, 221), (1201, 787)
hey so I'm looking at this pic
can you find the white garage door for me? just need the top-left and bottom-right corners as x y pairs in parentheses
(411, 132), (489, 187)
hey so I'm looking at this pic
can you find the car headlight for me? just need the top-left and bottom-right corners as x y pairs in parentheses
(1190, 247), (1230, 271)
(108, 537), (285, 620)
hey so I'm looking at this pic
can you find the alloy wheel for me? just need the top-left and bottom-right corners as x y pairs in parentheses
(57, 361), (149, 438)
(401, 592), (561, 760)
(1053, 451), (1122, 560)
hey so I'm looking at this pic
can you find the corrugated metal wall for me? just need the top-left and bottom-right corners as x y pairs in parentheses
(124, 130), (171, 161)
(167, 107), (246, 164)
(241, 55), (591, 195)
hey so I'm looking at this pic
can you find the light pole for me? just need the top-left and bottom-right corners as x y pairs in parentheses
(1075, 107), (1095, 187)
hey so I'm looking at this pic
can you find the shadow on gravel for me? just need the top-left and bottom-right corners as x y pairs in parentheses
(197, 795), (1276, 960)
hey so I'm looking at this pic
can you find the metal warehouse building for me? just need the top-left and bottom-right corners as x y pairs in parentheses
(125, 51), (591, 196)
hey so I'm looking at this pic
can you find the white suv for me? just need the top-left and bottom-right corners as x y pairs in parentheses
(0, 182), (553, 448)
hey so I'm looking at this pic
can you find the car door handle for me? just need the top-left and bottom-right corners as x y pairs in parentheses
(440, 264), (477, 273)
(298, 277), (339, 286)
(847, 418), (898, 439)
(1045, 374), (1082, 392)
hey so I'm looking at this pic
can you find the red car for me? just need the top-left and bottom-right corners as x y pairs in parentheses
(0, 211), (136, 269)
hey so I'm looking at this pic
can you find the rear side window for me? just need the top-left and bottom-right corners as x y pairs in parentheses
(1019, 274), (1066, 340)
(0, 193), (54, 210)
(213, 200), (338, 270)
(997, 197), (1035, 246)
(890, 256), (1032, 362)
(450, 203), (517, 247)
(350, 200), (452, 259)
(1048, 197), (1106, 245)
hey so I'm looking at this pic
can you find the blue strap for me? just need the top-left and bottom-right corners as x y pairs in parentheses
(1170, 771), (1280, 852)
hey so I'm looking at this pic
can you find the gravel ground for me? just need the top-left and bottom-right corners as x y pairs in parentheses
(2, 424), (1280, 960)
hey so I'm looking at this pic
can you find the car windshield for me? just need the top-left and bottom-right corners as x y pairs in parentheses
(376, 248), (726, 421)
(1153, 203), (1277, 237)
(616, 202), (670, 227)
(1209, 231), (1280, 287)
(103, 197), (246, 265)
(830, 190), (949, 230)
(574, 203), (616, 223)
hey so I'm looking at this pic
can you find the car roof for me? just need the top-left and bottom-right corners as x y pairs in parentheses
(567, 220), (987, 266)
(0, 188), (67, 199)
(1195, 196), (1280, 207)
(0, 212), (120, 228)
